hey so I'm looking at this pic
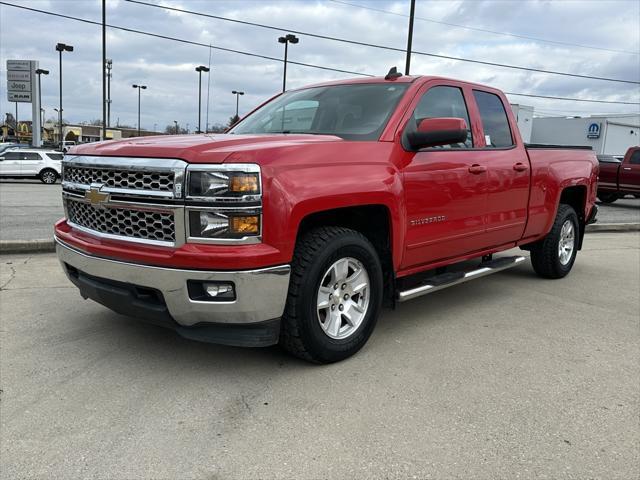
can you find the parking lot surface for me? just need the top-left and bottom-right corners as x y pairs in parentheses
(1, 232), (638, 479)
(0, 180), (62, 241)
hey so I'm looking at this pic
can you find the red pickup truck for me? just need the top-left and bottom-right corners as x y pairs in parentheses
(55, 74), (598, 363)
(597, 146), (640, 203)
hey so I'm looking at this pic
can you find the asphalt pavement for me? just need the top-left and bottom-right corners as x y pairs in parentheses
(1, 233), (638, 479)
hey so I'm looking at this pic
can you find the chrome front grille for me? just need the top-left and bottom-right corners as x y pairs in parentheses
(64, 166), (174, 192)
(66, 198), (176, 243)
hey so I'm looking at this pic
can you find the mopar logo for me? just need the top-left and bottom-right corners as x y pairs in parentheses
(587, 122), (601, 139)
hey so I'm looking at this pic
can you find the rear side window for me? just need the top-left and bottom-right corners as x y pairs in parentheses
(47, 153), (64, 161)
(23, 152), (42, 160)
(473, 90), (514, 148)
(630, 150), (640, 165)
(3, 152), (21, 160)
(408, 86), (473, 148)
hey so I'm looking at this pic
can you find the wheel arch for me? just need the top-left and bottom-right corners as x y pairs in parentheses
(559, 185), (587, 250)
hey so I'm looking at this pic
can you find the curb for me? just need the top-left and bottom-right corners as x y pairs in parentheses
(586, 223), (640, 233)
(0, 239), (55, 254)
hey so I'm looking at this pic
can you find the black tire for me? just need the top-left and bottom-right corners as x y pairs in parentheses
(530, 204), (579, 279)
(597, 192), (618, 203)
(39, 168), (58, 184)
(280, 226), (383, 363)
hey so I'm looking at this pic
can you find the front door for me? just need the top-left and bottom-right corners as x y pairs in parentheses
(402, 85), (488, 268)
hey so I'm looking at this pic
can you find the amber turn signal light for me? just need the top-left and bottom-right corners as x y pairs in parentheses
(229, 174), (259, 193)
(230, 215), (260, 234)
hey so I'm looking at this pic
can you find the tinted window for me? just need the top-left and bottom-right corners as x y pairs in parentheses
(473, 90), (514, 148)
(46, 153), (64, 161)
(23, 152), (42, 160)
(230, 83), (409, 141)
(597, 155), (620, 163)
(407, 86), (472, 148)
(3, 152), (21, 160)
(630, 150), (640, 165)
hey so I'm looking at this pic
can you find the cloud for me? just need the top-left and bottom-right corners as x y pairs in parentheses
(1, 0), (638, 131)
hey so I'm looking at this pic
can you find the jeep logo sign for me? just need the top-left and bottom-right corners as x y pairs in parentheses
(587, 122), (601, 139)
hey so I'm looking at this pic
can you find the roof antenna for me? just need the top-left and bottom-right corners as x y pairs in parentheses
(385, 66), (402, 80)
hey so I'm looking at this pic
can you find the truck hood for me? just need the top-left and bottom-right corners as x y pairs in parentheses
(69, 133), (343, 164)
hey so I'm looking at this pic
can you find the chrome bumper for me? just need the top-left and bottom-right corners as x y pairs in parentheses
(55, 238), (290, 327)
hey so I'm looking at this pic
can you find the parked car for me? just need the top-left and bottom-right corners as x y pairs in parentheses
(60, 141), (77, 153)
(0, 148), (64, 184)
(597, 146), (640, 202)
(0, 143), (30, 155)
(54, 73), (599, 363)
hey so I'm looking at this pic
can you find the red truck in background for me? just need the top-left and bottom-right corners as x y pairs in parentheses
(597, 146), (640, 203)
(55, 73), (599, 363)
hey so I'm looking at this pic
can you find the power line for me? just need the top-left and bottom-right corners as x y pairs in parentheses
(0, 2), (372, 78)
(123, 0), (640, 85)
(1, 1), (638, 106)
(329, 0), (640, 56)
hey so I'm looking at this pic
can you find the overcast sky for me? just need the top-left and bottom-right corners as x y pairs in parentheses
(1, 0), (639, 132)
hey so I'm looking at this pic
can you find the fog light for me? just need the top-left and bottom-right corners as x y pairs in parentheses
(205, 283), (234, 298)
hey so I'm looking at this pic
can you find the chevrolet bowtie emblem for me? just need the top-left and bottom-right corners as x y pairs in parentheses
(85, 185), (110, 206)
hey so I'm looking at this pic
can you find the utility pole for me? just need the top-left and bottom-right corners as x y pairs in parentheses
(405, 0), (416, 75)
(102, 0), (106, 140)
(278, 34), (299, 92)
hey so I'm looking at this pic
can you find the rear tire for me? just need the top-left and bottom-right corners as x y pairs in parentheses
(280, 226), (383, 363)
(530, 204), (579, 279)
(597, 192), (618, 203)
(39, 168), (58, 184)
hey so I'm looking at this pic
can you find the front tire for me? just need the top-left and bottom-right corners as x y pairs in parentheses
(530, 204), (579, 279)
(39, 168), (58, 184)
(280, 227), (383, 363)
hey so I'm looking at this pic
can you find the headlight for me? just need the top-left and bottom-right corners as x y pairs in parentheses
(187, 165), (260, 199)
(187, 210), (261, 241)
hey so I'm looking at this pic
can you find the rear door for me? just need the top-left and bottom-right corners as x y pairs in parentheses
(20, 152), (45, 175)
(401, 84), (488, 268)
(620, 149), (640, 194)
(471, 90), (531, 246)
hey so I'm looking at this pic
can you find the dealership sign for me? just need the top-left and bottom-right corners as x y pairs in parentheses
(587, 122), (601, 139)
(6, 60), (37, 103)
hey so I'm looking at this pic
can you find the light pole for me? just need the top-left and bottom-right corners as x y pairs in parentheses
(35, 68), (49, 142)
(231, 90), (244, 119)
(54, 107), (62, 146)
(173, 120), (178, 135)
(278, 34), (299, 92)
(195, 65), (210, 133)
(106, 59), (112, 127)
(132, 84), (147, 136)
(55, 43), (73, 148)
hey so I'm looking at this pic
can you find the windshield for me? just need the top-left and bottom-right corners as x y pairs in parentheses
(229, 83), (409, 141)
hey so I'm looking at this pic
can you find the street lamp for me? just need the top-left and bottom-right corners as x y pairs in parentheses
(195, 65), (210, 133)
(35, 68), (49, 142)
(231, 90), (245, 119)
(278, 34), (299, 92)
(55, 43), (73, 148)
(54, 107), (63, 146)
(173, 120), (178, 135)
(132, 84), (147, 136)
(105, 59), (112, 127)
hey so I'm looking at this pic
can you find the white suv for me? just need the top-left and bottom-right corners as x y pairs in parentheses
(0, 148), (64, 184)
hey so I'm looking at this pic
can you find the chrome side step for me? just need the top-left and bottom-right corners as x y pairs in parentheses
(397, 256), (526, 302)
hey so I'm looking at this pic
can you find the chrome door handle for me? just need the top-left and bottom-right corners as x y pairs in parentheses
(623, 167), (632, 171)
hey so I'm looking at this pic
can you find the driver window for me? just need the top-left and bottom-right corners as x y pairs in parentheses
(408, 86), (473, 148)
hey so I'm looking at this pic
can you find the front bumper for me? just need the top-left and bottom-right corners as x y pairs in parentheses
(56, 238), (290, 346)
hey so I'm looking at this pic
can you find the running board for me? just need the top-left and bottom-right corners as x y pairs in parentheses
(397, 256), (526, 302)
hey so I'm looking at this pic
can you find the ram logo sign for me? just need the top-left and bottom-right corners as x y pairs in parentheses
(587, 122), (601, 139)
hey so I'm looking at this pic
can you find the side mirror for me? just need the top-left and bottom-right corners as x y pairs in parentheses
(406, 117), (468, 150)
